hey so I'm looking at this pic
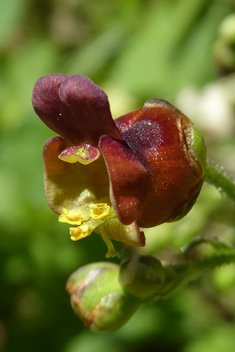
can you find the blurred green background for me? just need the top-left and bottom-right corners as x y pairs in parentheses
(1, 0), (235, 351)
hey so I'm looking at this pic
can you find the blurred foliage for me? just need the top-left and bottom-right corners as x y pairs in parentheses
(1, 0), (235, 351)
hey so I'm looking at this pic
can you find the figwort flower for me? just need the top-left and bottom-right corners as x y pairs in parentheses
(32, 74), (206, 257)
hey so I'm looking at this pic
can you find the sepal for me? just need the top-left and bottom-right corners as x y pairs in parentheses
(119, 255), (165, 298)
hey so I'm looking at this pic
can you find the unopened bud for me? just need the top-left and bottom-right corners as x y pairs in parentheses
(66, 262), (141, 332)
(119, 255), (165, 298)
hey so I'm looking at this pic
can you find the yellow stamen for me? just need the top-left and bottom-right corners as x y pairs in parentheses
(89, 203), (111, 220)
(58, 202), (118, 256)
(70, 224), (92, 241)
(59, 208), (84, 225)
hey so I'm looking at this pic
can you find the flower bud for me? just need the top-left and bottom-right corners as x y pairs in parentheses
(119, 255), (165, 298)
(66, 262), (141, 332)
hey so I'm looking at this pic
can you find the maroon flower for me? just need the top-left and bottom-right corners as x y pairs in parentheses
(32, 74), (206, 257)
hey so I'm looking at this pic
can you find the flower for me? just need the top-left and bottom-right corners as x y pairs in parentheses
(32, 74), (206, 257)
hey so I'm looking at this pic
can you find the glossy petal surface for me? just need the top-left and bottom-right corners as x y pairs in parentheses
(43, 136), (109, 214)
(99, 135), (150, 225)
(113, 100), (204, 227)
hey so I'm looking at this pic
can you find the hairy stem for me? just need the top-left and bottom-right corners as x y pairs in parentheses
(205, 160), (235, 202)
(156, 252), (235, 298)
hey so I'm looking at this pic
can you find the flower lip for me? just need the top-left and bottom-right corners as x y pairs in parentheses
(43, 136), (110, 215)
(32, 74), (122, 145)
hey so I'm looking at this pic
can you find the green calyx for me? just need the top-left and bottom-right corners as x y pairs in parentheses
(190, 124), (206, 173)
(119, 255), (165, 298)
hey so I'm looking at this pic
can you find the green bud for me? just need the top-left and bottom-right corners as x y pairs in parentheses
(66, 262), (141, 332)
(119, 255), (165, 298)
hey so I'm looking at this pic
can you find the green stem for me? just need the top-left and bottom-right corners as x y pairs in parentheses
(205, 159), (235, 202)
(156, 252), (235, 298)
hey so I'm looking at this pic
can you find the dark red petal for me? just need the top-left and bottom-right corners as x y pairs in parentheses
(99, 135), (150, 225)
(114, 99), (204, 227)
(32, 74), (122, 145)
(59, 75), (122, 144)
(32, 74), (82, 144)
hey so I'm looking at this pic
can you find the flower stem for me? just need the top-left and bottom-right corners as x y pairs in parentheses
(156, 252), (235, 298)
(205, 159), (235, 202)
